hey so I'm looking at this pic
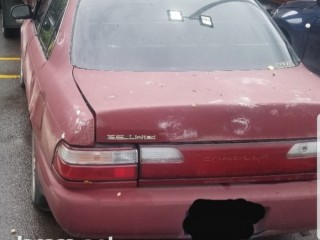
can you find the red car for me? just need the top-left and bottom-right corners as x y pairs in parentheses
(12, 0), (318, 239)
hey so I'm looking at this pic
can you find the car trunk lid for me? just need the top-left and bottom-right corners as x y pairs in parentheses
(73, 66), (320, 143)
(73, 66), (319, 182)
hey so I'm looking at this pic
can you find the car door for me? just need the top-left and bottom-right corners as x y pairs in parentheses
(21, 0), (50, 104)
(23, 0), (68, 132)
(302, 13), (320, 75)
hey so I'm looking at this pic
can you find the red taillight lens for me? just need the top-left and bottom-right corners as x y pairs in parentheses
(53, 143), (138, 181)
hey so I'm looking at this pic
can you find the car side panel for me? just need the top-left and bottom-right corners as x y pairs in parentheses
(21, 20), (42, 105)
(22, 0), (94, 167)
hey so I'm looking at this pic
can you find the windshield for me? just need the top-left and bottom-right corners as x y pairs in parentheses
(72, 0), (299, 71)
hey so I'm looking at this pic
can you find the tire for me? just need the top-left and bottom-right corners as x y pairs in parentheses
(31, 133), (50, 211)
(3, 27), (19, 38)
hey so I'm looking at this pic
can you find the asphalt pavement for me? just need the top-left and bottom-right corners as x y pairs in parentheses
(0, 8), (317, 240)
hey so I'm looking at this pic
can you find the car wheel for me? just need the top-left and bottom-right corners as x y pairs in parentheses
(2, 26), (19, 38)
(31, 133), (50, 211)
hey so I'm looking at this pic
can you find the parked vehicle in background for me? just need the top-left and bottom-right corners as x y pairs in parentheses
(271, 0), (294, 3)
(258, 0), (296, 15)
(1, 0), (35, 37)
(12, 0), (318, 239)
(273, 0), (320, 75)
(1, 0), (24, 37)
(259, 0), (281, 14)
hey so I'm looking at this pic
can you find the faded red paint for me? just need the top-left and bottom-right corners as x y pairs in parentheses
(74, 66), (320, 143)
(19, 0), (319, 238)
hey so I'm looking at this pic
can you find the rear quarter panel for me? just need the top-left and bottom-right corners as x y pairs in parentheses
(23, 0), (94, 167)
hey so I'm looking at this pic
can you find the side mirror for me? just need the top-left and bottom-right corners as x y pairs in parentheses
(11, 4), (33, 19)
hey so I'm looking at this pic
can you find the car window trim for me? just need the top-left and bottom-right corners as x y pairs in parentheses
(37, 0), (69, 59)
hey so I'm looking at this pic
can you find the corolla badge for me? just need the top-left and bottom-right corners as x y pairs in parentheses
(107, 134), (157, 141)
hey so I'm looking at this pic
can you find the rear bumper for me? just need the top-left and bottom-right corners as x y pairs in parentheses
(37, 152), (316, 239)
(41, 175), (316, 237)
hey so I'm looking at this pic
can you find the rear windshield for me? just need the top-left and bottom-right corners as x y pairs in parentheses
(72, 0), (298, 71)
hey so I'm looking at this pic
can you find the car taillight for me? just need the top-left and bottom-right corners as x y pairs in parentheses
(53, 143), (138, 181)
(286, 142), (317, 159)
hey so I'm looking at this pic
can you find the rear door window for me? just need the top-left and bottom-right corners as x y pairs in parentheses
(35, 0), (50, 31)
(38, 0), (68, 57)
